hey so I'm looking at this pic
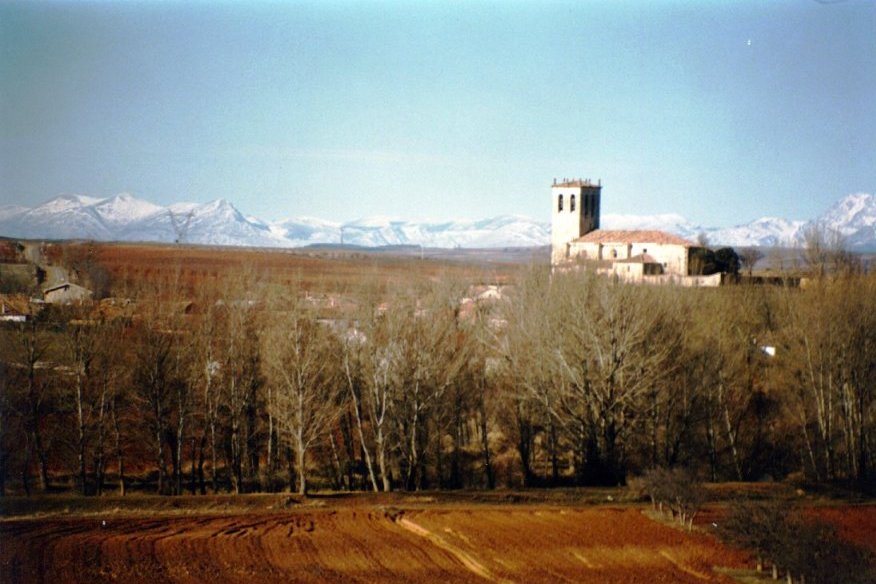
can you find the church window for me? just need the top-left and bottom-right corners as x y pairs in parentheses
(570, 195), (576, 212)
(558, 195), (563, 212)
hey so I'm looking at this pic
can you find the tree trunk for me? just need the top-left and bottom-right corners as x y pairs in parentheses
(718, 382), (743, 481)
(111, 398), (125, 496)
(76, 369), (88, 496)
(197, 435), (207, 495)
(328, 430), (345, 490)
(265, 385), (274, 491)
(175, 388), (186, 496)
(478, 387), (495, 489)
(349, 380), (379, 492)
(209, 415), (218, 493)
(94, 380), (108, 496)
(28, 380), (49, 493)
(376, 426), (391, 492)
(189, 436), (197, 495)
(286, 444), (295, 493)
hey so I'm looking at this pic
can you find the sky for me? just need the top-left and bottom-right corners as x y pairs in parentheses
(1, 0), (874, 227)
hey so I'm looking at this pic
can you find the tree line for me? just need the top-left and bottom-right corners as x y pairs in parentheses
(1, 264), (874, 496)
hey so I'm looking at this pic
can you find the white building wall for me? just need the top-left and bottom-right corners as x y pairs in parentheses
(568, 241), (688, 275)
(628, 243), (688, 275)
(550, 184), (601, 264)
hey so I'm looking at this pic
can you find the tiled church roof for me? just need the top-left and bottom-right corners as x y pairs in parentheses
(573, 229), (694, 247)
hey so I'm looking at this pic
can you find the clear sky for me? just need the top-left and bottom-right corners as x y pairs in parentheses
(1, 0), (874, 227)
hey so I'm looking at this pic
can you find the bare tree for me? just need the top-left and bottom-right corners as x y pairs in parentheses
(738, 247), (764, 278)
(132, 318), (177, 494)
(779, 274), (876, 483)
(90, 318), (128, 496)
(500, 265), (560, 486)
(802, 223), (859, 278)
(189, 292), (223, 493)
(12, 320), (53, 493)
(551, 272), (680, 484)
(217, 295), (263, 494)
(339, 308), (380, 491)
(63, 315), (100, 495)
(264, 296), (342, 495)
(387, 285), (467, 490)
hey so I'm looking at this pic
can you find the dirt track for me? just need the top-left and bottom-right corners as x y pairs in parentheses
(0, 506), (746, 584)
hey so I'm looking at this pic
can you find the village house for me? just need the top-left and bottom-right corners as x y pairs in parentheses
(551, 177), (723, 286)
(43, 282), (93, 305)
(0, 302), (28, 322)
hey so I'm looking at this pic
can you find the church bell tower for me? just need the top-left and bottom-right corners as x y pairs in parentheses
(551, 177), (601, 264)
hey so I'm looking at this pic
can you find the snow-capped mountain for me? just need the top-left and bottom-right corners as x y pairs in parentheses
(0, 194), (550, 248)
(1, 192), (874, 250)
(4, 194), (114, 240)
(707, 217), (807, 248)
(119, 198), (286, 248)
(601, 213), (704, 241)
(802, 193), (876, 250)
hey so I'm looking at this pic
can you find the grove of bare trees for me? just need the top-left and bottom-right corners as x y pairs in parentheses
(0, 261), (874, 496)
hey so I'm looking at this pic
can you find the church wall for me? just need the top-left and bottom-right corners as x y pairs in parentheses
(629, 243), (688, 275)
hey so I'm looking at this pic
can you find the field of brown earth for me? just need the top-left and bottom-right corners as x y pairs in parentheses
(0, 492), (753, 584)
(3, 490), (874, 584)
(84, 242), (530, 295)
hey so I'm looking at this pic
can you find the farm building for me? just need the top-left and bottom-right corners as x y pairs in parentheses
(43, 282), (93, 304)
(550, 178), (723, 286)
(0, 303), (27, 322)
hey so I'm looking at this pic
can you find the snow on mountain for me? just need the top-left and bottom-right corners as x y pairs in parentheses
(707, 217), (806, 248)
(819, 193), (876, 233)
(332, 215), (549, 248)
(601, 212), (706, 242)
(2, 194), (113, 240)
(93, 193), (163, 227)
(803, 193), (876, 250)
(184, 199), (285, 247)
(0, 205), (27, 221)
(269, 216), (340, 246)
(121, 198), (285, 247)
(1, 191), (873, 250)
(602, 212), (691, 232)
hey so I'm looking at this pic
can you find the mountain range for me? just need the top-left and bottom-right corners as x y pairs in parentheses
(1, 192), (874, 251)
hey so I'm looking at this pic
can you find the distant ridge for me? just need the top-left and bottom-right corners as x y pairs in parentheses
(0, 192), (873, 251)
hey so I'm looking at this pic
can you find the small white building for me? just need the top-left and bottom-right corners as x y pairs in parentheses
(0, 303), (27, 322)
(43, 282), (93, 305)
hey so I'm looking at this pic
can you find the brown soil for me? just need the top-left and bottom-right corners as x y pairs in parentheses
(809, 505), (876, 552)
(1, 503), (747, 584)
(88, 242), (521, 296)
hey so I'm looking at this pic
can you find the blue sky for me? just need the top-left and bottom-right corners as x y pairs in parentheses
(1, 0), (874, 227)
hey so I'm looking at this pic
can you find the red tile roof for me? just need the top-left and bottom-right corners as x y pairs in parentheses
(573, 229), (694, 247)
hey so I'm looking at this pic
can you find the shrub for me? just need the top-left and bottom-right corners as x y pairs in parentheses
(717, 499), (876, 583)
(640, 467), (706, 530)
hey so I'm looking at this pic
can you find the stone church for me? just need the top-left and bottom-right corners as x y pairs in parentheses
(550, 178), (722, 286)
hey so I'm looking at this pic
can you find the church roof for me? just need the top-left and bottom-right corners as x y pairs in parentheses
(573, 229), (694, 247)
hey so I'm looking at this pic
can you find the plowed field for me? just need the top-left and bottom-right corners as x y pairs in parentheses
(1, 505), (746, 584)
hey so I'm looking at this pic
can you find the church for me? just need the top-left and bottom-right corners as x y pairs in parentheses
(550, 178), (723, 286)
